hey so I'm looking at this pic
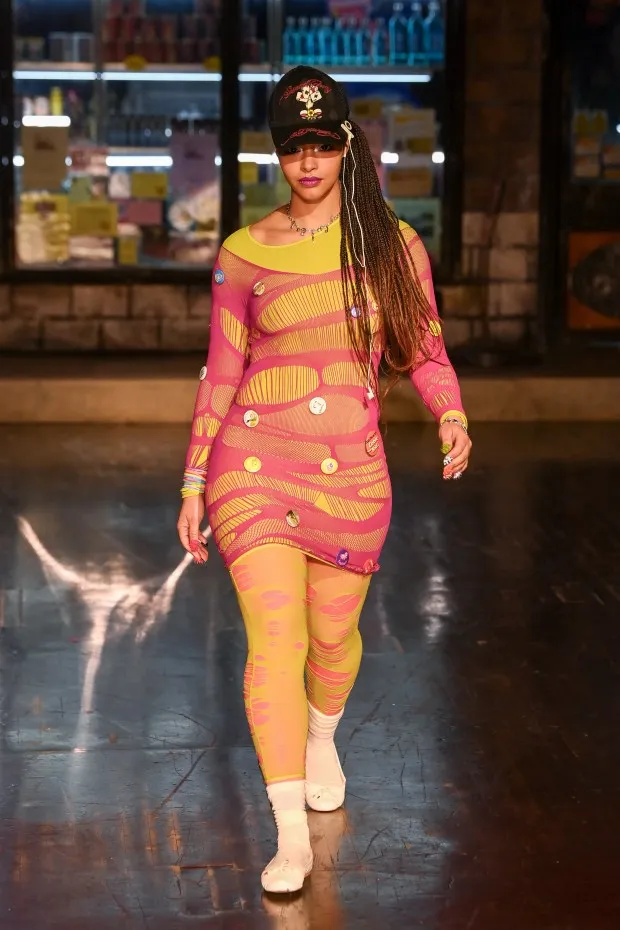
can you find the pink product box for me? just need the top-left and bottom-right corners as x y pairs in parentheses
(119, 200), (163, 226)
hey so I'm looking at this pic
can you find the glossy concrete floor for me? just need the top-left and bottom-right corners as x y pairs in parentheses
(0, 423), (619, 930)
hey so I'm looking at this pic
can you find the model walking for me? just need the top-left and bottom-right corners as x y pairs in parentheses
(177, 66), (471, 893)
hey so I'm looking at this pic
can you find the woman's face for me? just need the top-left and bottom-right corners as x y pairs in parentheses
(278, 143), (345, 203)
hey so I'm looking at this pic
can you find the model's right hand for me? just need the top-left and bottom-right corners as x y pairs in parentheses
(177, 496), (209, 564)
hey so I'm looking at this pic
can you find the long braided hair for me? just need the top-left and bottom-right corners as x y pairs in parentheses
(339, 120), (437, 403)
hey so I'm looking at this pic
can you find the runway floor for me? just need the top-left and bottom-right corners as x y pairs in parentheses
(0, 423), (618, 930)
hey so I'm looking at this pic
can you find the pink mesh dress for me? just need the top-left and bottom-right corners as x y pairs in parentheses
(183, 220), (466, 575)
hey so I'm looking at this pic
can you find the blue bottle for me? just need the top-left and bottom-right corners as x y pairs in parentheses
(282, 16), (298, 65)
(333, 18), (347, 66)
(318, 17), (334, 65)
(424, 0), (445, 63)
(371, 17), (388, 66)
(407, 1), (425, 65)
(388, 2), (408, 66)
(356, 18), (372, 67)
(308, 17), (321, 63)
(344, 17), (358, 66)
(297, 17), (311, 64)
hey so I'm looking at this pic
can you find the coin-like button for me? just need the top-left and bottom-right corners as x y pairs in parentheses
(214, 269), (225, 285)
(320, 458), (339, 475)
(337, 548), (350, 567)
(286, 510), (300, 528)
(349, 306), (359, 318)
(243, 409), (259, 428)
(244, 456), (262, 473)
(199, 365), (207, 381)
(309, 396), (327, 415)
(365, 430), (380, 457)
(253, 281), (265, 296)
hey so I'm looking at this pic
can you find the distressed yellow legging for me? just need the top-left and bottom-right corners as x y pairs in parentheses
(230, 544), (371, 785)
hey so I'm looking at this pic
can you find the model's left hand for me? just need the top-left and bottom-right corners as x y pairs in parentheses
(439, 421), (472, 480)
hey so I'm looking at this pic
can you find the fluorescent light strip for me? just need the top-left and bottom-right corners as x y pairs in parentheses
(272, 71), (431, 84)
(106, 154), (173, 167)
(22, 115), (71, 127)
(381, 152), (399, 164)
(15, 68), (430, 84)
(331, 72), (431, 83)
(103, 70), (221, 82)
(14, 69), (97, 81)
(239, 152), (278, 165)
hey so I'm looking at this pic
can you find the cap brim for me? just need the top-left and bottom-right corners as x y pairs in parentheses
(272, 123), (347, 152)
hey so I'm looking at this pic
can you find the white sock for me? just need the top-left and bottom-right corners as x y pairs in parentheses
(305, 704), (345, 786)
(266, 780), (310, 851)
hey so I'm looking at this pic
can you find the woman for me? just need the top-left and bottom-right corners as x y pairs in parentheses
(177, 66), (471, 894)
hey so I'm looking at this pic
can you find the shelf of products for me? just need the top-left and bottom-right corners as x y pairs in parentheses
(5, 0), (452, 274)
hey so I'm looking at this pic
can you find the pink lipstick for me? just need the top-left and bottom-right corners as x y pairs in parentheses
(299, 177), (321, 187)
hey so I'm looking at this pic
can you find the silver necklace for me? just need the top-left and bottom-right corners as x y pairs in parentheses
(286, 203), (340, 242)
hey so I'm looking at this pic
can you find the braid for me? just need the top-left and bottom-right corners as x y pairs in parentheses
(339, 120), (436, 404)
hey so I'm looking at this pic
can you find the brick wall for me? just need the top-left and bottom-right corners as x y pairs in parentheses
(0, 283), (212, 351)
(441, 0), (543, 348)
(0, 0), (544, 354)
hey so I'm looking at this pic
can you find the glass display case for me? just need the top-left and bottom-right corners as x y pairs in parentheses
(0, 0), (462, 279)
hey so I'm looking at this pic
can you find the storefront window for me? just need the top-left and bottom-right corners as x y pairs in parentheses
(12, 0), (223, 269)
(566, 0), (620, 332)
(7, 0), (454, 274)
(240, 0), (446, 264)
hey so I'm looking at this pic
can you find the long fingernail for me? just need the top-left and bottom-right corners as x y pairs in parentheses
(441, 442), (452, 455)
(443, 455), (452, 467)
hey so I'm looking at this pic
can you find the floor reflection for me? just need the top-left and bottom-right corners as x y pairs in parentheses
(0, 424), (618, 929)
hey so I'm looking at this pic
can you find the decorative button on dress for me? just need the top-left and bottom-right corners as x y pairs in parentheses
(184, 220), (466, 575)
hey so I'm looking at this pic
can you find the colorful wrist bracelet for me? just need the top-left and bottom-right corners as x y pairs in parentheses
(181, 469), (206, 498)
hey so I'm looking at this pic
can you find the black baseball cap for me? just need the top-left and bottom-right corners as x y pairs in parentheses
(268, 66), (351, 152)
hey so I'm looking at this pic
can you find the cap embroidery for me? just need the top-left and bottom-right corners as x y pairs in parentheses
(297, 82), (323, 121)
(279, 127), (341, 148)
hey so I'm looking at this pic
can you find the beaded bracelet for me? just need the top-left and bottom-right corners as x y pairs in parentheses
(440, 410), (469, 432)
(442, 417), (469, 434)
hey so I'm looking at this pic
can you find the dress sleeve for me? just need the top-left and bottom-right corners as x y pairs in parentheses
(182, 249), (250, 497)
(405, 231), (467, 427)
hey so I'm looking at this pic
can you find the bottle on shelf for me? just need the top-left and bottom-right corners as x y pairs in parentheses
(371, 17), (389, 66)
(318, 17), (333, 66)
(388, 2), (408, 66)
(49, 86), (64, 116)
(424, 0), (445, 62)
(356, 18), (372, 67)
(333, 18), (347, 66)
(297, 17), (311, 65)
(407, 1), (425, 65)
(344, 17), (358, 67)
(309, 17), (321, 63)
